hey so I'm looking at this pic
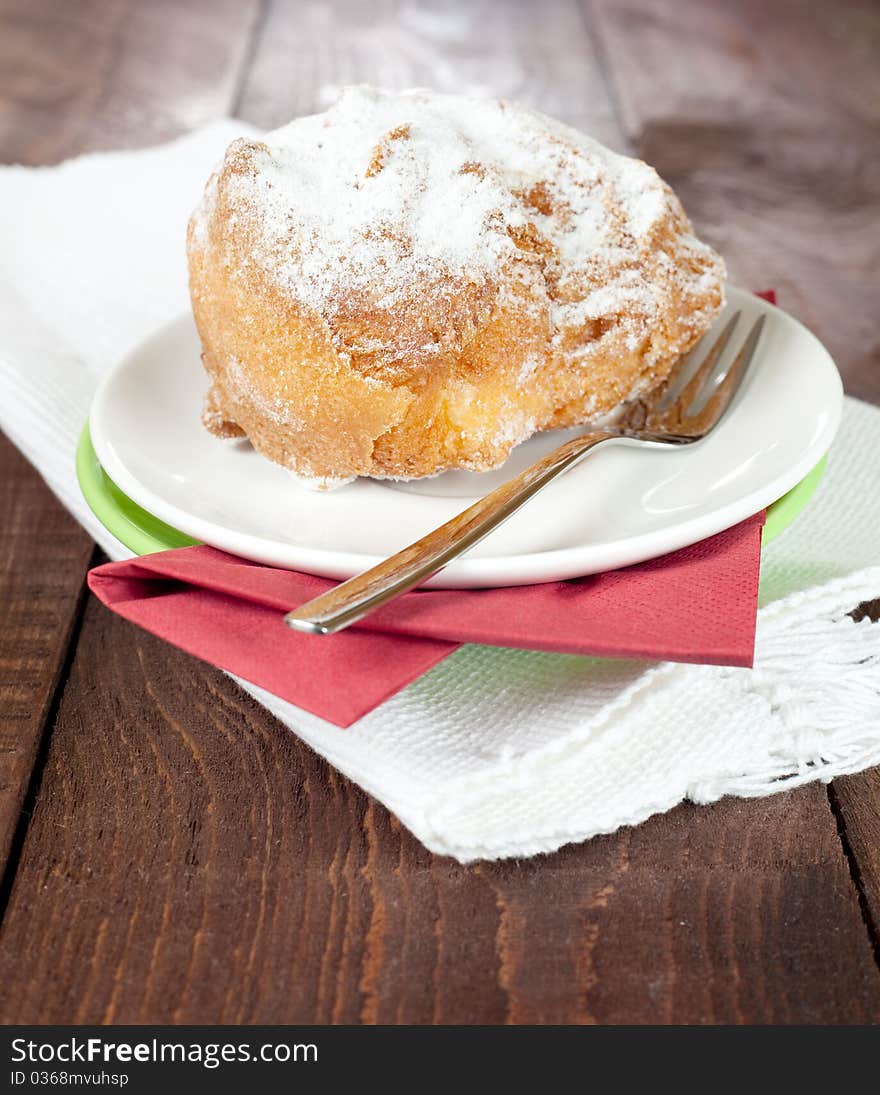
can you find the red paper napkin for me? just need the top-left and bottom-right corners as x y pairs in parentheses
(88, 511), (765, 727)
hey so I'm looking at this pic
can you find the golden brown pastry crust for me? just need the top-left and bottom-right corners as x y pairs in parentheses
(188, 88), (724, 485)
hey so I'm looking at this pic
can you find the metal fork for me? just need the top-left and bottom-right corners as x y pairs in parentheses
(285, 310), (765, 635)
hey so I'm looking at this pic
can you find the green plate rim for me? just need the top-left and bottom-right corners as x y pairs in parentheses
(76, 421), (198, 555)
(760, 452), (826, 544)
(77, 419), (825, 559)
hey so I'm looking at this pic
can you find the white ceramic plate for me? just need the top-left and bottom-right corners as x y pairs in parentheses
(90, 287), (842, 588)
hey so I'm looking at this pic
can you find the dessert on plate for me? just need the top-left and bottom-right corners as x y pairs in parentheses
(187, 86), (724, 488)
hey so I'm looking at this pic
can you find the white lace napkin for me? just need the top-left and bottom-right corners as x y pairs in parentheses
(1, 123), (878, 862)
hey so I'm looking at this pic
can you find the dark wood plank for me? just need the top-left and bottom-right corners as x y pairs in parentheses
(831, 772), (880, 956)
(0, 0), (261, 164)
(588, 0), (880, 960)
(0, 0), (263, 890)
(0, 436), (93, 877)
(587, 0), (880, 403)
(238, 0), (622, 146)
(0, 601), (877, 1024)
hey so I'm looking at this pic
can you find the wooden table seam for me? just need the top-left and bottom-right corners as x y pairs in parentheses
(827, 783), (880, 969)
(0, 542), (98, 923)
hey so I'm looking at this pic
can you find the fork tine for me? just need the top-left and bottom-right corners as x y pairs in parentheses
(658, 310), (740, 411)
(656, 336), (708, 411)
(672, 310), (741, 412)
(688, 314), (766, 424)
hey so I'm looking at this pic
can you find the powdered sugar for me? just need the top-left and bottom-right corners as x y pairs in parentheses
(207, 87), (722, 355)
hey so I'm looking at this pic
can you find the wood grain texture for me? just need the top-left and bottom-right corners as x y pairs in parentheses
(0, 436), (93, 876)
(587, 0), (880, 403)
(831, 771), (880, 958)
(0, 600), (877, 1024)
(0, 0), (261, 164)
(0, 0), (878, 1026)
(0, 0), (263, 918)
(586, 0), (880, 964)
(238, 0), (623, 146)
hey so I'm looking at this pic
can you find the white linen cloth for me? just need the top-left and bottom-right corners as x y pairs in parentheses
(1, 123), (878, 862)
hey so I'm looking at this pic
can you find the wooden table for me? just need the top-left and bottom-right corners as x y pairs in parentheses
(1, 0), (878, 1025)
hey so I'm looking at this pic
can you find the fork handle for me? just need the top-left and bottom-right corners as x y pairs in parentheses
(284, 428), (618, 634)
